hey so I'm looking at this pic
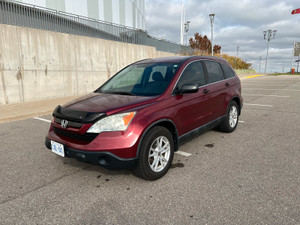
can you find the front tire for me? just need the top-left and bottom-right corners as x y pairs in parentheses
(219, 101), (239, 133)
(135, 126), (174, 180)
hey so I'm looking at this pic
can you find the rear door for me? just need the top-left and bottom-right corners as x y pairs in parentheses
(202, 60), (228, 119)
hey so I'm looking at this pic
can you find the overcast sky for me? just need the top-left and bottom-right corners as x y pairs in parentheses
(145, 0), (300, 73)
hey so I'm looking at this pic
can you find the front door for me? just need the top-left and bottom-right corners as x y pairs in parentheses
(172, 61), (213, 135)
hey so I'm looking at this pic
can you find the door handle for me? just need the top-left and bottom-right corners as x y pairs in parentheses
(202, 89), (210, 94)
(225, 82), (230, 87)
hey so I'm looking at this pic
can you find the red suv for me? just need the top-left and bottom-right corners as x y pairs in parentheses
(45, 56), (242, 180)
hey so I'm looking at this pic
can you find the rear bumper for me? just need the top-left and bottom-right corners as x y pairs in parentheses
(45, 137), (137, 170)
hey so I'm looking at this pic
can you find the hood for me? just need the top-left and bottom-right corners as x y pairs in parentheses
(63, 92), (157, 114)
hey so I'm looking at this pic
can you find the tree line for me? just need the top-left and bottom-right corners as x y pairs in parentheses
(188, 32), (251, 70)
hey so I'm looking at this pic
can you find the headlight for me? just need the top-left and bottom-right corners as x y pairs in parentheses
(87, 112), (136, 133)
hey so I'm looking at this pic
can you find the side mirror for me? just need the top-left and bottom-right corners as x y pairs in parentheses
(177, 83), (199, 94)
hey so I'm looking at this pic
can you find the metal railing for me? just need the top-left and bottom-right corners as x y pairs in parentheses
(0, 0), (193, 54)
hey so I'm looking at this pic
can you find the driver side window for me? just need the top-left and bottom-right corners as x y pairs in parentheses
(176, 61), (206, 89)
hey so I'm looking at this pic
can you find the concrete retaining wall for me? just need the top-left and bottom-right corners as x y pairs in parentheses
(0, 24), (175, 104)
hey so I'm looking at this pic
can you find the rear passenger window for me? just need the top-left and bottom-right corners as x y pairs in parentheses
(204, 61), (224, 83)
(221, 64), (236, 78)
(176, 61), (206, 89)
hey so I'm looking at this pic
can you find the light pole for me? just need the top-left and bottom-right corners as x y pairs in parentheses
(180, 2), (185, 45)
(259, 56), (262, 73)
(291, 42), (295, 70)
(234, 46), (240, 69)
(209, 14), (215, 56)
(184, 21), (190, 46)
(263, 29), (277, 74)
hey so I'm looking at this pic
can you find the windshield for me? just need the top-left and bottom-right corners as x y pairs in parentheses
(96, 62), (180, 96)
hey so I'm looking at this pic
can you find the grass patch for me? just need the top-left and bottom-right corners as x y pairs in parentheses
(268, 73), (300, 76)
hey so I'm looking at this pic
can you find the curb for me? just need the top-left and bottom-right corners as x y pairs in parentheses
(0, 110), (53, 124)
(0, 95), (81, 124)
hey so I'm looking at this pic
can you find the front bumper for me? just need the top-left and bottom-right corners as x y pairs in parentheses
(45, 137), (137, 170)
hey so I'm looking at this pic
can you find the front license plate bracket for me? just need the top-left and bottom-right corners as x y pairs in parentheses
(51, 140), (65, 157)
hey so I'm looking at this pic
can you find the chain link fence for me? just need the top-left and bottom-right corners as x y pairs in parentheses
(0, 0), (193, 54)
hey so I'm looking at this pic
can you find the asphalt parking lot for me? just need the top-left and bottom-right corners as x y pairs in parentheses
(0, 75), (300, 224)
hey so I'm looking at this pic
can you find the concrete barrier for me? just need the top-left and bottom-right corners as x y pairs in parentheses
(0, 24), (175, 104)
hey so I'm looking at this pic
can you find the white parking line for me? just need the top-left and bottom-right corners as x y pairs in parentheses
(33, 117), (51, 123)
(175, 150), (191, 157)
(239, 120), (245, 123)
(243, 94), (290, 98)
(244, 103), (273, 107)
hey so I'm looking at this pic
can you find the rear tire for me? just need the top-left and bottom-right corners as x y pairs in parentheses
(135, 126), (174, 180)
(219, 101), (239, 133)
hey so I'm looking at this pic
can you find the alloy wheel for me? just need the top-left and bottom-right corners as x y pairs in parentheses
(148, 136), (171, 172)
(229, 105), (238, 128)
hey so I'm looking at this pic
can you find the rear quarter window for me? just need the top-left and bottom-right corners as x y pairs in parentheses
(221, 64), (236, 79)
(203, 60), (224, 83)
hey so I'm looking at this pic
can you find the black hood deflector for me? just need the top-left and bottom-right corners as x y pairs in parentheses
(52, 105), (106, 123)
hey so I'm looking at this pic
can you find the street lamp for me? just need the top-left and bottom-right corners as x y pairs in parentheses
(209, 14), (215, 56)
(184, 21), (190, 46)
(259, 56), (262, 73)
(263, 29), (277, 74)
(234, 46), (240, 69)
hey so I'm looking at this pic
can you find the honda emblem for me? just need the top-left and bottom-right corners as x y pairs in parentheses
(61, 120), (68, 129)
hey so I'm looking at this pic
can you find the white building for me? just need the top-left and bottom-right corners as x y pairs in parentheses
(15, 0), (145, 30)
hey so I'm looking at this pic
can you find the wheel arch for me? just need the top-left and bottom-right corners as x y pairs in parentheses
(136, 119), (179, 158)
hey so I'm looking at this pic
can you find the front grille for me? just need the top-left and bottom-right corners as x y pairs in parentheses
(53, 126), (98, 143)
(54, 117), (82, 128)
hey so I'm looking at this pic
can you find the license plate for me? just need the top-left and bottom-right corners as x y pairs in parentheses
(51, 140), (65, 157)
